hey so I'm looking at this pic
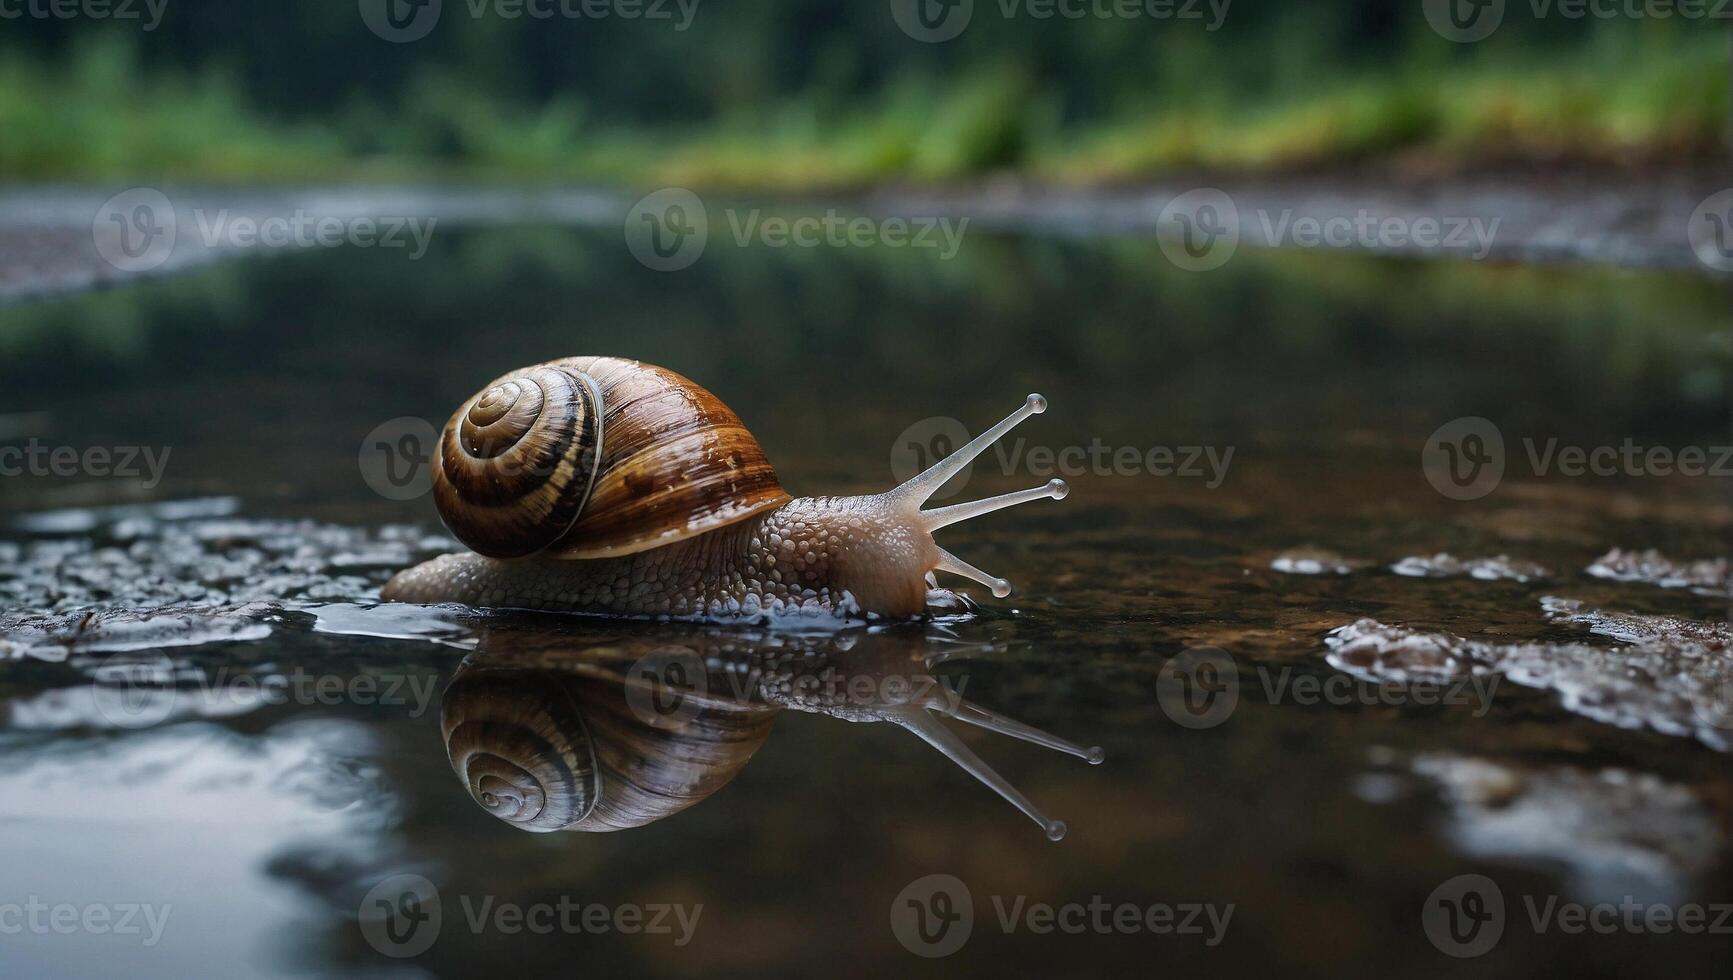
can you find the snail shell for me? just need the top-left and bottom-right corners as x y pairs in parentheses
(441, 643), (779, 832)
(432, 356), (790, 559)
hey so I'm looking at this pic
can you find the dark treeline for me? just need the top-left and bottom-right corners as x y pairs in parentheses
(5, 0), (1679, 124)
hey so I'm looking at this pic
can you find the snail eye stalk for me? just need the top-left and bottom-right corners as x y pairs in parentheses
(888, 394), (1069, 598)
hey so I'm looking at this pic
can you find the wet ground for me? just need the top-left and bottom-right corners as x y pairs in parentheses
(0, 220), (1730, 977)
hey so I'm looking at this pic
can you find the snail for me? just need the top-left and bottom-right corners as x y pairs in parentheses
(440, 628), (1102, 839)
(381, 356), (1067, 619)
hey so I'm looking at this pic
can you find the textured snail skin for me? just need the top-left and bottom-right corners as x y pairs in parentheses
(383, 493), (940, 618)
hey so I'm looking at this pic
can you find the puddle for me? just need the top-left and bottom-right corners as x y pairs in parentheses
(0, 225), (1727, 976)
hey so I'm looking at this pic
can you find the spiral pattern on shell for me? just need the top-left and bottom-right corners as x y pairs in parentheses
(442, 670), (599, 832)
(432, 364), (603, 558)
(441, 645), (781, 833)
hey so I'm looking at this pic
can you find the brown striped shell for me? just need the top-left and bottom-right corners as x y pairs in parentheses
(441, 641), (779, 832)
(431, 357), (790, 560)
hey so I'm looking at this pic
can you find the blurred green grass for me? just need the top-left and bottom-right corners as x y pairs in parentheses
(2, 28), (1723, 188)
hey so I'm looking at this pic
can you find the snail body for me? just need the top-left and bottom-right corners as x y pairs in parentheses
(382, 356), (1067, 619)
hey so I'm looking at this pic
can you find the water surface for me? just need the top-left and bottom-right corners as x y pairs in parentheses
(1, 226), (1730, 977)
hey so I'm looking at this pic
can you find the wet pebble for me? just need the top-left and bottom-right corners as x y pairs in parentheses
(1389, 553), (1550, 583)
(1587, 547), (1729, 597)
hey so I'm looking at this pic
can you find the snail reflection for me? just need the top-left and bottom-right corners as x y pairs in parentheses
(442, 629), (1103, 840)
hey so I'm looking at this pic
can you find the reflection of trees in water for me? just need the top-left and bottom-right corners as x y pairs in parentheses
(5, 225), (1721, 448)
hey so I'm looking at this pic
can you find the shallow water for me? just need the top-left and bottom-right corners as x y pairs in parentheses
(1, 227), (1730, 977)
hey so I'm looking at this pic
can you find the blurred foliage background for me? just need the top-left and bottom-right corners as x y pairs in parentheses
(0, 0), (1725, 186)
